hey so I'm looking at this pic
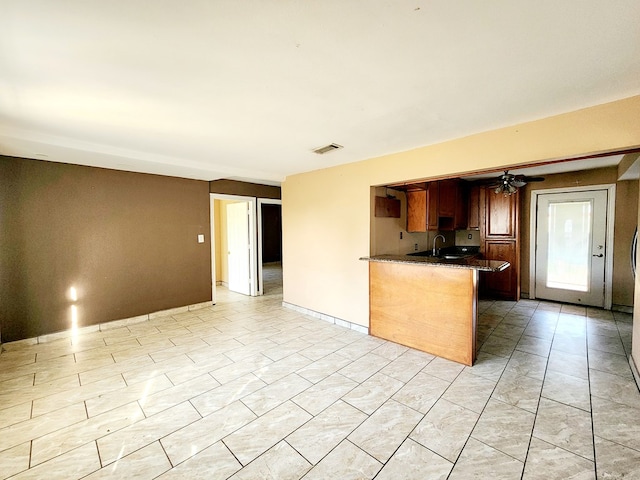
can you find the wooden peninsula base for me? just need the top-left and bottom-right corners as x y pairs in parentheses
(364, 254), (509, 366)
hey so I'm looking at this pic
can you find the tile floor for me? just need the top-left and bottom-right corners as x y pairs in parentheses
(1, 265), (639, 479)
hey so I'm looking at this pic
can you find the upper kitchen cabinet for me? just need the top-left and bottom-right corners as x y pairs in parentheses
(438, 179), (467, 231)
(467, 185), (480, 230)
(406, 182), (439, 232)
(482, 187), (518, 239)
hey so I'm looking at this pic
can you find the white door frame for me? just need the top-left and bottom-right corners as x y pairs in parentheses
(529, 184), (616, 309)
(257, 198), (283, 296)
(210, 194), (258, 303)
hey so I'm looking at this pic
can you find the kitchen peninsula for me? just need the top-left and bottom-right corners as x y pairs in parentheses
(361, 254), (510, 366)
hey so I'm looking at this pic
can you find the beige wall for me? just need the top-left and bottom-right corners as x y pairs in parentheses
(282, 96), (640, 333)
(519, 167), (638, 308)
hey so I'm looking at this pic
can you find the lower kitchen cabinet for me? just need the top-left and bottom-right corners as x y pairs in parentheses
(480, 240), (519, 300)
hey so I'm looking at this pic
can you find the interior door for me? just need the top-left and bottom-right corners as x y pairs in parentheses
(534, 189), (608, 306)
(226, 201), (251, 295)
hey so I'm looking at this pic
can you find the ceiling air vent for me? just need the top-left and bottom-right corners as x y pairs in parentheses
(313, 143), (343, 155)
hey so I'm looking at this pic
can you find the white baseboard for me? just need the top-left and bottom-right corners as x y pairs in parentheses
(282, 302), (368, 335)
(631, 355), (640, 391)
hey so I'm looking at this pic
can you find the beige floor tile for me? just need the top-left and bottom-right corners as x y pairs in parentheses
(210, 353), (273, 384)
(291, 373), (358, 416)
(83, 441), (171, 479)
(374, 438), (453, 480)
(504, 349), (548, 380)
(79, 352), (155, 385)
(592, 396), (640, 452)
(0, 402), (32, 430)
(342, 372), (404, 414)
(448, 438), (524, 480)
(241, 373), (312, 416)
(410, 398), (479, 462)
(392, 371), (450, 414)
(301, 440), (382, 480)
(0, 442), (31, 480)
(189, 374), (266, 417)
(589, 368), (640, 409)
(547, 348), (588, 379)
(442, 371), (497, 413)
(156, 441), (241, 479)
(471, 399), (535, 461)
(542, 369), (591, 411)
(534, 398), (594, 460)
(492, 369), (543, 413)
(348, 399), (423, 463)
(465, 351), (508, 381)
(338, 352), (390, 383)
(140, 373), (219, 416)
(86, 374), (173, 417)
(422, 356), (464, 382)
(296, 352), (352, 384)
(97, 401), (200, 465)
(516, 334), (552, 357)
(380, 348), (434, 383)
(161, 401), (256, 465)
(31, 401), (144, 466)
(32, 374), (126, 416)
(252, 353), (311, 384)
(0, 402), (87, 453)
(522, 437), (595, 480)
(230, 441), (311, 480)
(287, 400), (367, 464)
(10, 442), (100, 480)
(223, 401), (312, 466)
(594, 435), (640, 479)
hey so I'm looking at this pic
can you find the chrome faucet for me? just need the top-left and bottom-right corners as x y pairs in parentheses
(433, 234), (446, 257)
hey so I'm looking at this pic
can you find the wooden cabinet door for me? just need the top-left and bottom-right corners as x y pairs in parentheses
(454, 181), (468, 230)
(426, 182), (439, 231)
(467, 185), (480, 230)
(484, 189), (518, 239)
(438, 179), (456, 217)
(406, 190), (427, 232)
(481, 240), (519, 300)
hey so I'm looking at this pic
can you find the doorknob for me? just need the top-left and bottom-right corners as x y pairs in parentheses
(593, 254), (604, 257)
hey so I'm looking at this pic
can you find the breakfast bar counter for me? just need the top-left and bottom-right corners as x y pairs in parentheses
(361, 254), (510, 366)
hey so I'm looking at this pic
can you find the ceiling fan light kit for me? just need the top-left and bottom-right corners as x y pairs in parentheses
(490, 170), (545, 196)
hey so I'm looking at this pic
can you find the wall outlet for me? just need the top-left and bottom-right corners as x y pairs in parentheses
(468, 233), (473, 239)
(197, 234), (205, 243)
(400, 231), (403, 239)
(414, 243), (418, 251)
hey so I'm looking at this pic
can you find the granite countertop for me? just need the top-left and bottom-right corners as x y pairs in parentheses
(360, 254), (510, 272)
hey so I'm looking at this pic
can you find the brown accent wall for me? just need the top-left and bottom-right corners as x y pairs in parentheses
(0, 156), (212, 342)
(210, 179), (281, 199)
(520, 166), (638, 307)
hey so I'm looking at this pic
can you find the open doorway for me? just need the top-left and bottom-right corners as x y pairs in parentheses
(258, 199), (283, 296)
(210, 194), (283, 303)
(210, 195), (258, 304)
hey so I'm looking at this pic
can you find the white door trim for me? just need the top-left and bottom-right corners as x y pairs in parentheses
(257, 198), (283, 296)
(210, 194), (258, 302)
(529, 184), (616, 309)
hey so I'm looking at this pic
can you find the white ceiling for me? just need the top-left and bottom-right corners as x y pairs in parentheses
(1, 1), (639, 185)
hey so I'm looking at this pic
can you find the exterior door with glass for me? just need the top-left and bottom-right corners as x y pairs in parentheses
(534, 189), (608, 307)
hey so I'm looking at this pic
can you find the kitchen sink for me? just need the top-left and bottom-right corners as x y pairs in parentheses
(441, 253), (472, 260)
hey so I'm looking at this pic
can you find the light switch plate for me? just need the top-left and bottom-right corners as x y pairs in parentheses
(197, 234), (205, 243)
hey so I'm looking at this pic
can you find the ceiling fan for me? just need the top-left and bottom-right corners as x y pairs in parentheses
(487, 170), (545, 195)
